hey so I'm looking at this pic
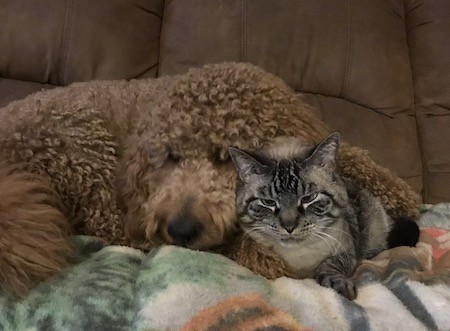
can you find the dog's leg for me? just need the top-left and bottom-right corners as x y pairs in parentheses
(0, 165), (72, 297)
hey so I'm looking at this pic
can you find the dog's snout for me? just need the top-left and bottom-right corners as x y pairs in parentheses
(167, 217), (203, 246)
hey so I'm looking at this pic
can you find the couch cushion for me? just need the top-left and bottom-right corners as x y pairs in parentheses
(159, 0), (414, 116)
(158, 0), (421, 197)
(406, 0), (450, 203)
(0, 0), (163, 86)
(406, 0), (450, 114)
(416, 115), (450, 203)
(302, 93), (423, 194)
(0, 78), (55, 108)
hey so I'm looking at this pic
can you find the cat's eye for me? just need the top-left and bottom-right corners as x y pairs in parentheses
(259, 199), (277, 208)
(302, 193), (318, 203)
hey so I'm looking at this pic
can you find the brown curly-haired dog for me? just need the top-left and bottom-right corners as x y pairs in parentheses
(0, 62), (419, 296)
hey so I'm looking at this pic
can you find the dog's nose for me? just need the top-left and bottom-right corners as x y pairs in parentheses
(167, 217), (203, 246)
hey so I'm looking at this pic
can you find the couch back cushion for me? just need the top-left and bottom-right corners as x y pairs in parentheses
(159, 0), (414, 116)
(406, 0), (450, 202)
(158, 0), (423, 196)
(0, 0), (163, 85)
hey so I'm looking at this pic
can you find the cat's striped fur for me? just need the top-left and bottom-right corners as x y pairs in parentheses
(229, 133), (419, 300)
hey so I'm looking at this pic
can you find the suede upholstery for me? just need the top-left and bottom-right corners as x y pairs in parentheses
(1, 0), (449, 202)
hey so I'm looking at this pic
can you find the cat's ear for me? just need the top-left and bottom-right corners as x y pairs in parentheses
(228, 147), (268, 182)
(306, 132), (340, 172)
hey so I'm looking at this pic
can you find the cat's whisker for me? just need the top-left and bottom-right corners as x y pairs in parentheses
(243, 228), (263, 236)
(318, 227), (354, 262)
(316, 231), (351, 263)
(320, 226), (353, 240)
(311, 233), (336, 256)
(317, 230), (345, 249)
(315, 233), (342, 258)
(242, 225), (271, 239)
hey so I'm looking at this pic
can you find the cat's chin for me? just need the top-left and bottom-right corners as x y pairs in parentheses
(278, 237), (303, 247)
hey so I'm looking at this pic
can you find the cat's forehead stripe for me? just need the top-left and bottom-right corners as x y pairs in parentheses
(272, 161), (301, 194)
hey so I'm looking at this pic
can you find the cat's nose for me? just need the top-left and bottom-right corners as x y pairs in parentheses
(280, 208), (299, 233)
(281, 221), (298, 234)
(167, 217), (203, 246)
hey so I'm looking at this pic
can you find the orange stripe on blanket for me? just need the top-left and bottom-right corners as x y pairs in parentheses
(421, 228), (450, 261)
(180, 293), (311, 331)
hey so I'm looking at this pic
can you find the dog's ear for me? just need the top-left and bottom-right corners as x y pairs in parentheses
(116, 133), (170, 241)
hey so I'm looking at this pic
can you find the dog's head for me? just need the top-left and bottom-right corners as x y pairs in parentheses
(117, 140), (237, 250)
(116, 62), (331, 250)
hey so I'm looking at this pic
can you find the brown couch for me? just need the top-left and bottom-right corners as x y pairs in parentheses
(1, 0), (449, 203)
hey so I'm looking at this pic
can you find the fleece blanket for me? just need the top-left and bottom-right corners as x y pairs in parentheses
(1, 204), (450, 331)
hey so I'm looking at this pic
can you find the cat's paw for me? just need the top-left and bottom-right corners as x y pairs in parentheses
(316, 273), (357, 300)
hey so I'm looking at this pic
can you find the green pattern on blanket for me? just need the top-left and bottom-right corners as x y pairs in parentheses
(0, 239), (273, 331)
(0, 239), (142, 330)
(1, 204), (450, 331)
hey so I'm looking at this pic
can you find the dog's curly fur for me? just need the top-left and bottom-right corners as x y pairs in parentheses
(0, 164), (72, 296)
(0, 62), (420, 295)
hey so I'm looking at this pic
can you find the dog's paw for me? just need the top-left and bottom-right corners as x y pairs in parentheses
(316, 273), (357, 300)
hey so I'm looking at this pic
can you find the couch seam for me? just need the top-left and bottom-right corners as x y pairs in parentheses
(294, 90), (413, 118)
(156, 0), (167, 77)
(58, 0), (74, 86)
(403, 0), (427, 202)
(341, 0), (353, 98)
(240, 0), (247, 62)
(308, 96), (420, 195)
(415, 115), (427, 201)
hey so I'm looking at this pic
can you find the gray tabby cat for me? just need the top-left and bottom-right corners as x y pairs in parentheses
(228, 132), (419, 300)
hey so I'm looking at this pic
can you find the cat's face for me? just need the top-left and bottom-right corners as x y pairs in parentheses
(229, 132), (349, 246)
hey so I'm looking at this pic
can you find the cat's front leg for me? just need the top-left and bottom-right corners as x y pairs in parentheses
(315, 252), (357, 300)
